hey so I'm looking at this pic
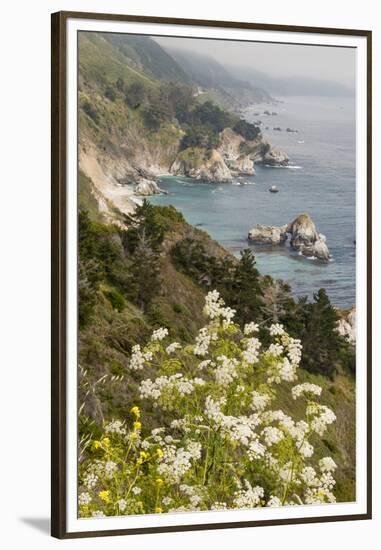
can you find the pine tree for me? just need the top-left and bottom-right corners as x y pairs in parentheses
(300, 288), (341, 378)
(226, 249), (263, 326)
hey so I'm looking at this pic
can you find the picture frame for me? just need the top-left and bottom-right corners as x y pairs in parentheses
(51, 10), (372, 539)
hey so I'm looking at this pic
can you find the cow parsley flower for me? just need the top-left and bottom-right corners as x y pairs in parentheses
(104, 419), (126, 435)
(79, 492), (92, 505)
(269, 323), (285, 336)
(151, 327), (169, 341)
(129, 344), (153, 371)
(267, 495), (282, 507)
(233, 481), (264, 508)
(104, 460), (117, 479)
(244, 322), (259, 335)
(319, 456), (337, 473)
(261, 426), (284, 446)
(292, 383), (322, 400)
(118, 498), (127, 512)
(251, 391), (270, 412)
(215, 355), (239, 385)
(165, 342), (181, 354)
(242, 337), (261, 365)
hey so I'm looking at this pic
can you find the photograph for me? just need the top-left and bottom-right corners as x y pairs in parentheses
(51, 12), (371, 538)
(77, 29), (358, 516)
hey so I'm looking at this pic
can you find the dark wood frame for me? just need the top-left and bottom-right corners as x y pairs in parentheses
(51, 10), (372, 539)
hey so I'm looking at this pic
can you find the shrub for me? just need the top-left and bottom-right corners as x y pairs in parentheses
(104, 85), (116, 102)
(104, 288), (126, 312)
(233, 119), (261, 140)
(82, 100), (99, 124)
(79, 291), (338, 518)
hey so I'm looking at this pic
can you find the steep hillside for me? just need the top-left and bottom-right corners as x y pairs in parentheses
(78, 202), (355, 503)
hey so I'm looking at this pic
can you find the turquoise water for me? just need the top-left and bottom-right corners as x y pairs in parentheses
(150, 96), (356, 308)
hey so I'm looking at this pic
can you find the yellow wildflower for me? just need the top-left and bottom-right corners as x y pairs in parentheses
(155, 507), (163, 513)
(102, 437), (110, 447)
(130, 432), (138, 441)
(137, 450), (149, 465)
(98, 490), (110, 503)
(133, 421), (142, 431)
(93, 440), (102, 450)
(130, 406), (141, 418)
(155, 478), (164, 487)
(156, 448), (164, 458)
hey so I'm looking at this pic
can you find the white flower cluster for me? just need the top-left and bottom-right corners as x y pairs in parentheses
(140, 374), (205, 401)
(233, 481), (264, 509)
(266, 495), (282, 507)
(118, 498), (127, 512)
(165, 342), (181, 354)
(242, 337), (261, 365)
(104, 460), (118, 479)
(300, 462), (337, 504)
(251, 391), (271, 412)
(269, 323), (285, 336)
(267, 343), (284, 357)
(319, 456), (337, 473)
(104, 419), (126, 435)
(244, 322), (259, 335)
(193, 327), (217, 357)
(261, 426), (284, 446)
(151, 327), (169, 341)
(292, 383), (322, 400)
(265, 334), (301, 385)
(79, 491), (92, 505)
(128, 344), (153, 371)
(309, 405), (337, 436)
(157, 441), (202, 484)
(203, 290), (236, 325)
(214, 355), (239, 385)
(83, 471), (98, 489)
(286, 337), (303, 364)
(179, 484), (203, 508)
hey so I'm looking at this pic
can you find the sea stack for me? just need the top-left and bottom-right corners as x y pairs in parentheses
(248, 212), (331, 262)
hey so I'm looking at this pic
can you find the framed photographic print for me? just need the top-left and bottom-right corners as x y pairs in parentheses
(51, 11), (372, 539)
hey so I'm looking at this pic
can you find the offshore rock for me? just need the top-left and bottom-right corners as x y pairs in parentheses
(248, 213), (331, 262)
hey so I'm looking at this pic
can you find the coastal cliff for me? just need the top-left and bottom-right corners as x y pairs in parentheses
(78, 32), (288, 220)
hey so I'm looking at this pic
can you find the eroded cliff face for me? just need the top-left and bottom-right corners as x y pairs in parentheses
(170, 147), (233, 182)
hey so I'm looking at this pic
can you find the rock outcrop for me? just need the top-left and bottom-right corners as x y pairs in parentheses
(248, 213), (331, 262)
(336, 308), (356, 343)
(261, 147), (289, 166)
(286, 214), (331, 261)
(248, 224), (287, 245)
(171, 148), (232, 183)
(134, 179), (166, 196)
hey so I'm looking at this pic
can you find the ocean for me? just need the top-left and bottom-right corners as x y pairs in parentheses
(150, 95), (356, 308)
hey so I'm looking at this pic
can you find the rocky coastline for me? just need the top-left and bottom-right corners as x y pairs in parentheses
(170, 127), (288, 183)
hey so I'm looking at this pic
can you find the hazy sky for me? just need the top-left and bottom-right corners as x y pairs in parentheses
(155, 36), (355, 88)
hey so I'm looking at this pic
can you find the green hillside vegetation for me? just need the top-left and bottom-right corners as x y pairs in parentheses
(78, 198), (355, 503)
